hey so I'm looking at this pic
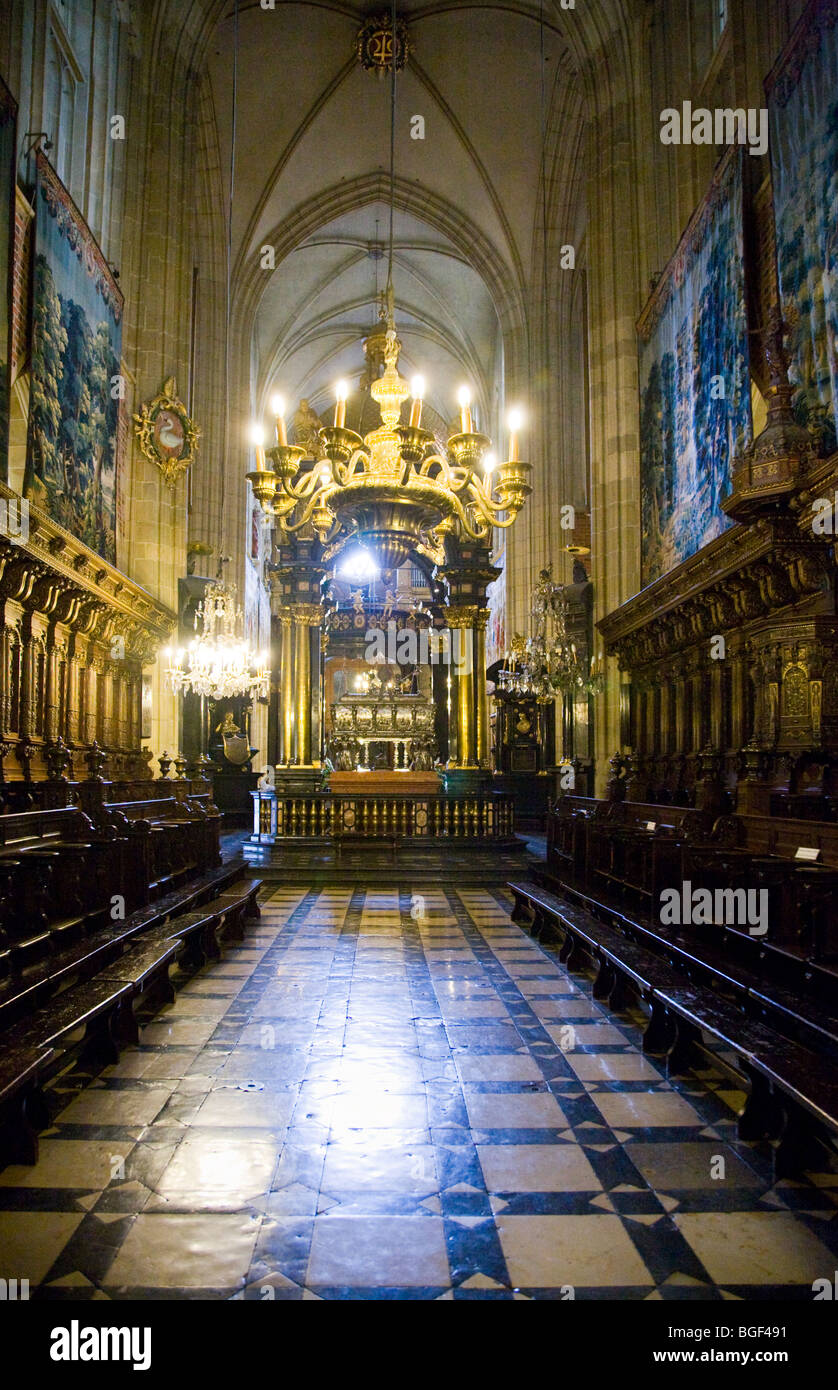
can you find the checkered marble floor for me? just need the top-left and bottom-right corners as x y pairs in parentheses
(3, 884), (838, 1301)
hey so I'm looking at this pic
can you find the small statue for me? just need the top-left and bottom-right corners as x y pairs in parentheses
(351, 588), (365, 615)
(764, 305), (790, 392)
(291, 398), (326, 458)
(412, 740), (434, 771)
(382, 589), (397, 621)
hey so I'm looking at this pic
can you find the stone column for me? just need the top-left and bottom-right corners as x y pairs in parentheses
(439, 541), (499, 783)
(474, 610), (491, 769)
(270, 539), (324, 790)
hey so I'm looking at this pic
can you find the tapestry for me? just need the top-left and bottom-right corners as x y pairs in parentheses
(638, 149), (752, 588)
(24, 152), (123, 562)
(767, 0), (838, 457)
(0, 77), (16, 479)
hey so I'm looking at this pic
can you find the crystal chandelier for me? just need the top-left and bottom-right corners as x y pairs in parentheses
(498, 565), (603, 702)
(246, 327), (531, 571)
(163, 583), (270, 701)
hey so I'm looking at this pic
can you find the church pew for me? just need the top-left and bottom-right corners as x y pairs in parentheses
(99, 938), (182, 1016)
(142, 907), (225, 970)
(549, 875), (838, 1055)
(508, 878), (838, 1174)
(0, 860), (258, 1165)
(105, 796), (221, 902)
(549, 796), (838, 964)
(212, 880), (262, 943)
(0, 1045), (54, 1165)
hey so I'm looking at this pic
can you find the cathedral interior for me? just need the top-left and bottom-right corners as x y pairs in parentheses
(1, 0), (838, 1338)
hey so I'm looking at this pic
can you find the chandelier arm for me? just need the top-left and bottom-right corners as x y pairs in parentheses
(279, 484), (334, 535)
(417, 452), (452, 482)
(282, 472), (319, 502)
(443, 489), (487, 542)
(332, 448), (369, 487)
(466, 485), (519, 529)
(446, 467), (474, 495)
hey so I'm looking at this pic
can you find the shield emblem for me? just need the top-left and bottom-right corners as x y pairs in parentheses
(223, 732), (251, 766)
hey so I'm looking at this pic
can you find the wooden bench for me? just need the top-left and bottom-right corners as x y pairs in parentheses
(212, 880), (263, 942)
(508, 878), (838, 1175)
(509, 881), (685, 1017)
(0, 852), (250, 1166)
(143, 907), (224, 970)
(0, 1045), (54, 1165)
(99, 938), (182, 1015)
(549, 794), (838, 961)
(104, 796), (221, 904)
(553, 876), (838, 1059)
(653, 982), (838, 1174)
(22, 975), (136, 1050)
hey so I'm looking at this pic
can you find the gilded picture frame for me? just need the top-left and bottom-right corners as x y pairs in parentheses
(133, 376), (200, 487)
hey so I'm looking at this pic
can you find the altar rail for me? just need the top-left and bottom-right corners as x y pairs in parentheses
(251, 790), (515, 842)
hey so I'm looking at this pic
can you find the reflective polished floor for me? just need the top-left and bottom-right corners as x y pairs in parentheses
(2, 884), (838, 1300)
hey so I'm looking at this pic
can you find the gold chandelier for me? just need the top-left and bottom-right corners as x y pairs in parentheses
(246, 327), (532, 570)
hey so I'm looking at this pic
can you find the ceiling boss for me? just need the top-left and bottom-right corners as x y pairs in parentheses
(356, 11), (410, 73)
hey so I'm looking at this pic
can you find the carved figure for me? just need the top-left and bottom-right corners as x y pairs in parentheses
(291, 398), (325, 458)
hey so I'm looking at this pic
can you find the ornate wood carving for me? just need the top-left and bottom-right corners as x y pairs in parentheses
(0, 483), (175, 783)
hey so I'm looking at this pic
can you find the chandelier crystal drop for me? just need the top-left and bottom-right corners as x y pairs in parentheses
(163, 583), (270, 701)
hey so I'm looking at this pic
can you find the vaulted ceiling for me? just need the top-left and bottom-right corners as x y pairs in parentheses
(205, 1), (571, 431)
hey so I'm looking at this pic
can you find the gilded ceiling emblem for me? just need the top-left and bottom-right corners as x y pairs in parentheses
(356, 13), (410, 72)
(133, 377), (200, 488)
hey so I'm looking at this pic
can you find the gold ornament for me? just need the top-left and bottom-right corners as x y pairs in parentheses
(133, 377), (201, 488)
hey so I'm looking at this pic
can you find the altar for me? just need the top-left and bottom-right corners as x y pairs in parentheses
(329, 691), (436, 771)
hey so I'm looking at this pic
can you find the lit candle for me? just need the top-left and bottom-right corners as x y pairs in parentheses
(457, 385), (473, 434)
(250, 422), (266, 471)
(334, 380), (349, 429)
(269, 393), (287, 446)
(507, 407), (523, 462)
(409, 375), (425, 429)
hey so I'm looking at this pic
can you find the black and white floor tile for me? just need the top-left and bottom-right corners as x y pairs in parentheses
(2, 884), (837, 1301)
